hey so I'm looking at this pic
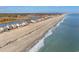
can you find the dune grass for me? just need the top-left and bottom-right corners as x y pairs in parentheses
(0, 18), (17, 24)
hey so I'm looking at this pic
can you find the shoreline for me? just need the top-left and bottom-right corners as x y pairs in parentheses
(0, 14), (65, 52)
(28, 15), (65, 52)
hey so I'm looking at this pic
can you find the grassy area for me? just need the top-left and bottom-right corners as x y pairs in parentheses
(0, 13), (63, 24)
(0, 18), (17, 24)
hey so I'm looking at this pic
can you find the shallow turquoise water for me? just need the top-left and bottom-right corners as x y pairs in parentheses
(39, 14), (79, 52)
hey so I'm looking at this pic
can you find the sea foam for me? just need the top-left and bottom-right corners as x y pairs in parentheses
(29, 17), (65, 52)
(29, 26), (53, 52)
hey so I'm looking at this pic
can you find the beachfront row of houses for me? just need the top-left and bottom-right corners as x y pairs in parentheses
(0, 15), (52, 33)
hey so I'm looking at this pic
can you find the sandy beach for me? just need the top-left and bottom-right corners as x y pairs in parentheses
(0, 14), (65, 52)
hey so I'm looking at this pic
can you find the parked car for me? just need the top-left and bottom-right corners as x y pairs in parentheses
(0, 27), (5, 33)
(21, 22), (28, 26)
(5, 25), (13, 30)
(16, 23), (20, 28)
(30, 20), (36, 23)
(11, 24), (17, 29)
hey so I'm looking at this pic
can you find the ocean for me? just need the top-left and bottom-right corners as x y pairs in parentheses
(28, 14), (79, 52)
(38, 14), (79, 52)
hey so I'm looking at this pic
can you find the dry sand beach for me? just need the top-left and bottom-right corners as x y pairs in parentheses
(0, 14), (64, 52)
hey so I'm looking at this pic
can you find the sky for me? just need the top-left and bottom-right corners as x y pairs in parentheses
(0, 6), (79, 13)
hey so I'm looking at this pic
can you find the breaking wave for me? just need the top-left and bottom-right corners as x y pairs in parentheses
(29, 17), (65, 52)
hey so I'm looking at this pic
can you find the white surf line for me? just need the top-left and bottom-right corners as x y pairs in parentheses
(29, 16), (66, 52)
(29, 26), (53, 52)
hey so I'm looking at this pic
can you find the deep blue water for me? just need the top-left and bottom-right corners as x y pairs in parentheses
(39, 14), (79, 52)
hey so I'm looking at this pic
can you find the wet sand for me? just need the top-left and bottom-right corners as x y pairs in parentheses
(0, 15), (64, 52)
